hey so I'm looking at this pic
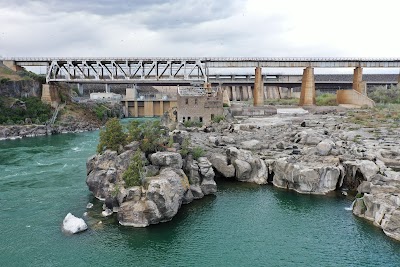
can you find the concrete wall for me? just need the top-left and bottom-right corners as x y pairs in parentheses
(124, 100), (177, 117)
(337, 89), (375, 107)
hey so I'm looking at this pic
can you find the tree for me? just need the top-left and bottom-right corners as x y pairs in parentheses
(123, 149), (144, 187)
(97, 118), (127, 153)
(139, 120), (167, 153)
(126, 120), (141, 142)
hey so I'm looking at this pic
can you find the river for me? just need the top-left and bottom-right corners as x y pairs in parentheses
(1, 130), (400, 266)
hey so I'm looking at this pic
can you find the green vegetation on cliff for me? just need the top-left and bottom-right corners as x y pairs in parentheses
(97, 119), (168, 154)
(122, 149), (144, 187)
(0, 97), (51, 125)
(97, 118), (127, 153)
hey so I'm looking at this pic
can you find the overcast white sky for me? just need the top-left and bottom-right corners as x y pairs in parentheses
(0, 0), (399, 73)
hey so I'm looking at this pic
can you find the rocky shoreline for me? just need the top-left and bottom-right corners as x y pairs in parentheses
(85, 108), (400, 241)
(0, 123), (99, 140)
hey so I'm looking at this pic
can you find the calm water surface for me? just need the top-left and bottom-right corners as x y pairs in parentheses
(1, 130), (400, 267)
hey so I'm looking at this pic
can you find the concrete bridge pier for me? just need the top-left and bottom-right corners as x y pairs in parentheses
(353, 67), (366, 94)
(299, 67), (316, 106)
(41, 84), (59, 107)
(2, 60), (24, 72)
(247, 86), (253, 100)
(242, 85), (249, 101)
(232, 86), (237, 101)
(253, 67), (264, 106)
(105, 84), (110, 93)
(77, 83), (83, 96)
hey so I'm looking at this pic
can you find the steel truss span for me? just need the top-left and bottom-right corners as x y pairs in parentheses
(2, 57), (400, 83)
(43, 59), (206, 83)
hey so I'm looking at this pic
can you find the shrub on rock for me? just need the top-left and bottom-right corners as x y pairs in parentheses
(97, 118), (127, 154)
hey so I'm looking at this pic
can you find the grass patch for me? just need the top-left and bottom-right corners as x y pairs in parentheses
(316, 93), (337, 106)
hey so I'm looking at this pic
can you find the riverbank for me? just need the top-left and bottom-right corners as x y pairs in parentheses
(0, 123), (99, 140)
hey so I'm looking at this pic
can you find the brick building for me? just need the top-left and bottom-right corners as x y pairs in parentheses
(177, 86), (223, 124)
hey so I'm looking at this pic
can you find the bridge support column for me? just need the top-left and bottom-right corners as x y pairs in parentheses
(253, 67), (264, 106)
(41, 84), (60, 107)
(222, 88), (231, 107)
(248, 86), (253, 100)
(232, 86), (237, 101)
(299, 67), (316, 106)
(398, 72), (400, 86)
(77, 83), (83, 96)
(242, 86), (249, 101)
(353, 67), (366, 94)
(263, 85), (268, 100)
(105, 84), (110, 93)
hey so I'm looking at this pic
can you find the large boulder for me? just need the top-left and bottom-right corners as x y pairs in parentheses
(316, 139), (335, 156)
(227, 147), (268, 184)
(197, 157), (217, 195)
(117, 168), (190, 227)
(62, 213), (88, 234)
(271, 158), (341, 194)
(208, 153), (235, 178)
(86, 149), (135, 199)
(150, 152), (183, 169)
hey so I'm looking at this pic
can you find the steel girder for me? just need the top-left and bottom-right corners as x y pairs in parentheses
(45, 59), (207, 83)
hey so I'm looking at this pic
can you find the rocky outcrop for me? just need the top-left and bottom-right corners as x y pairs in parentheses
(118, 168), (190, 227)
(87, 145), (217, 227)
(353, 173), (400, 241)
(0, 79), (41, 98)
(0, 122), (99, 140)
(271, 158), (341, 194)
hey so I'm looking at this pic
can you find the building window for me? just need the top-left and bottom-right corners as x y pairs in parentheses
(199, 117), (203, 122)
(188, 117), (191, 121)
(185, 98), (189, 105)
(183, 117), (185, 122)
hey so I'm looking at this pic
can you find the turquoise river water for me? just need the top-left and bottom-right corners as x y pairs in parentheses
(1, 129), (400, 267)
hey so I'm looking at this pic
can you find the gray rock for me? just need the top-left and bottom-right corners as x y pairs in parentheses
(272, 158), (341, 194)
(190, 185), (204, 199)
(316, 139), (335, 156)
(150, 152), (183, 169)
(240, 140), (261, 150)
(208, 153), (235, 178)
(234, 159), (252, 181)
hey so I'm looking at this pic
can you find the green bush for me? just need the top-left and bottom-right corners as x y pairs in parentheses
(316, 93), (337, 106)
(94, 105), (108, 121)
(126, 120), (141, 142)
(0, 78), (10, 84)
(97, 118), (127, 153)
(183, 120), (203, 128)
(123, 149), (144, 187)
(0, 97), (51, 125)
(180, 138), (190, 157)
(140, 120), (167, 153)
(191, 147), (204, 160)
(369, 85), (400, 104)
(126, 120), (167, 153)
(211, 115), (225, 123)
